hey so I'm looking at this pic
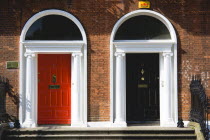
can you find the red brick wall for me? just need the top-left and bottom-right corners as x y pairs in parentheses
(1, 0), (210, 122)
(0, 6), (20, 119)
(156, 0), (210, 120)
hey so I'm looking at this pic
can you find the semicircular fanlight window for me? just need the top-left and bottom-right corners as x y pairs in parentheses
(115, 15), (171, 40)
(25, 15), (83, 40)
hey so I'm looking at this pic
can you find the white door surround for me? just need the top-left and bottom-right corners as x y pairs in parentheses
(110, 10), (178, 127)
(19, 10), (87, 128)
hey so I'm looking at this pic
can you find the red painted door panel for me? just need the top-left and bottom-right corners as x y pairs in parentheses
(38, 54), (71, 124)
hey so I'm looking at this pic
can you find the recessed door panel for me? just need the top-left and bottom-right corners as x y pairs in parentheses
(38, 54), (71, 124)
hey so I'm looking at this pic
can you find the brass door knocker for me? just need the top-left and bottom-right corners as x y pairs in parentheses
(52, 74), (57, 83)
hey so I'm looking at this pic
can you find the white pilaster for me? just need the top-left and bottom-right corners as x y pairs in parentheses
(22, 53), (36, 128)
(162, 52), (174, 127)
(113, 52), (127, 127)
(71, 53), (85, 127)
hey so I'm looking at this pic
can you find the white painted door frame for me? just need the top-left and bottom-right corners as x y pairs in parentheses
(110, 10), (178, 127)
(19, 10), (87, 128)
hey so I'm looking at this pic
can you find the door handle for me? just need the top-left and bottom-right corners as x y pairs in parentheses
(52, 74), (57, 83)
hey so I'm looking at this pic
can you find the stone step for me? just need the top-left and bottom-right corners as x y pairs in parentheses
(6, 134), (197, 140)
(3, 127), (197, 140)
(6, 128), (195, 135)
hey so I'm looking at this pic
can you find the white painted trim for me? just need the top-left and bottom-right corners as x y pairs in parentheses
(159, 54), (164, 125)
(114, 44), (172, 53)
(23, 41), (84, 53)
(19, 9), (87, 128)
(110, 10), (178, 127)
(20, 10), (87, 43)
(114, 41), (174, 53)
(110, 10), (177, 42)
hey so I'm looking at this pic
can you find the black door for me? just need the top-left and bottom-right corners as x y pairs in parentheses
(126, 53), (159, 123)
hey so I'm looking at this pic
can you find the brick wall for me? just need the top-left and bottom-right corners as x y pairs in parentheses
(0, 0), (210, 122)
(0, 5), (20, 119)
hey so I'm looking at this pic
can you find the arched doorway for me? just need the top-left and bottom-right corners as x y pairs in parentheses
(110, 10), (177, 127)
(19, 10), (87, 128)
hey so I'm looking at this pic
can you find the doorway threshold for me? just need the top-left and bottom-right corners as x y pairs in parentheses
(127, 121), (160, 126)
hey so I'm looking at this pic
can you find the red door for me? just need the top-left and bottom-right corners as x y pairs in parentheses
(38, 54), (71, 124)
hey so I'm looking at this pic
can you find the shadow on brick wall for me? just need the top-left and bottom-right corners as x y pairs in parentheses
(155, 0), (210, 36)
(1, 0), (210, 36)
(0, 0), (136, 36)
(0, 76), (19, 123)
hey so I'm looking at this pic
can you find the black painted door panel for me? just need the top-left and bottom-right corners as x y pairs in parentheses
(126, 54), (159, 123)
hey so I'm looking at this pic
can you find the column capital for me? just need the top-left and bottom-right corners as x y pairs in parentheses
(162, 52), (173, 57)
(72, 52), (83, 57)
(24, 53), (36, 58)
(115, 52), (125, 57)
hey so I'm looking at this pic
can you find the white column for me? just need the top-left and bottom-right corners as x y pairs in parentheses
(114, 52), (127, 127)
(71, 53), (85, 127)
(22, 53), (36, 128)
(162, 52), (174, 126)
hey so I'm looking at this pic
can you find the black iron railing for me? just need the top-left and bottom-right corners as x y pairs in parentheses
(190, 77), (209, 140)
